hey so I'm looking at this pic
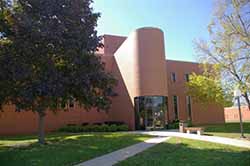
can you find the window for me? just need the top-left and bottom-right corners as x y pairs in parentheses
(173, 95), (178, 120)
(185, 73), (190, 82)
(171, 72), (176, 82)
(186, 96), (192, 120)
(134, 96), (166, 130)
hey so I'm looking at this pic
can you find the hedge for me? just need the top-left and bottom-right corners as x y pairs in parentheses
(166, 120), (192, 129)
(58, 124), (129, 133)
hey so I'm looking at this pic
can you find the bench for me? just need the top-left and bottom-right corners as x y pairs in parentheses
(185, 127), (204, 135)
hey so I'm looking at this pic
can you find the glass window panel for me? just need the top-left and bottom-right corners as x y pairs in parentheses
(173, 95), (178, 120)
(171, 73), (176, 82)
(134, 96), (167, 130)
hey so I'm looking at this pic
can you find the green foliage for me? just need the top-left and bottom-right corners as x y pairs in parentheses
(117, 124), (129, 131)
(58, 124), (129, 133)
(0, 0), (117, 143)
(194, 0), (250, 109)
(167, 120), (179, 129)
(167, 123), (179, 129)
(166, 120), (193, 129)
(107, 124), (117, 132)
(186, 73), (233, 107)
(0, 0), (12, 38)
(0, 0), (116, 113)
(187, 120), (192, 127)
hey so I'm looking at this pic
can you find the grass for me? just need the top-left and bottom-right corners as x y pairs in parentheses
(116, 137), (250, 166)
(0, 132), (151, 166)
(201, 122), (250, 139)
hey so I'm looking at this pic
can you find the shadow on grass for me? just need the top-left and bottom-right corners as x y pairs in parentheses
(0, 132), (83, 141)
(116, 137), (250, 166)
(203, 133), (214, 136)
(0, 132), (96, 149)
(0, 132), (150, 166)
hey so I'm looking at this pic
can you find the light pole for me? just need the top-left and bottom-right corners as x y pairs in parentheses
(234, 88), (245, 138)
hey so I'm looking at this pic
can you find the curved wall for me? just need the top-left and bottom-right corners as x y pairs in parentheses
(114, 27), (168, 103)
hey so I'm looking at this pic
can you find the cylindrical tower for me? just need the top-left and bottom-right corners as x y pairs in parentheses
(114, 27), (168, 130)
(115, 27), (168, 99)
(134, 27), (168, 96)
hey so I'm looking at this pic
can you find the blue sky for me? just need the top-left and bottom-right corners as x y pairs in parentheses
(93, 0), (214, 62)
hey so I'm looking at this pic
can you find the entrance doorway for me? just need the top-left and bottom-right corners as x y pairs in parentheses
(134, 96), (167, 130)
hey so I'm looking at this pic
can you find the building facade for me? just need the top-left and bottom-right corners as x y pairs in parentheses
(224, 106), (250, 122)
(0, 27), (225, 135)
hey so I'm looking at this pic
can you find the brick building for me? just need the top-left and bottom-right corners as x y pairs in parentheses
(224, 106), (250, 122)
(0, 27), (225, 135)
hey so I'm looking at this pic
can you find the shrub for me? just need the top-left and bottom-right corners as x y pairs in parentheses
(117, 124), (129, 131)
(167, 121), (179, 129)
(81, 122), (89, 126)
(84, 125), (95, 132)
(93, 122), (103, 125)
(67, 124), (77, 126)
(93, 125), (106, 132)
(166, 120), (192, 129)
(58, 125), (82, 132)
(101, 124), (109, 132)
(173, 119), (180, 123)
(187, 120), (192, 127)
(107, 124), (118, 132)
(58, 124), (129, 133)
(104, 121), (125, 126)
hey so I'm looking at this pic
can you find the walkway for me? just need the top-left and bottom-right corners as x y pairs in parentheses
(76, 131), (250, 166)
(76, 136), (169, 166)
(130, 130), (250, 149)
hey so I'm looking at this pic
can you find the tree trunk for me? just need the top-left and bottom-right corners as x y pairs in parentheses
(38, 112), (45, 144)
(237, 97), (245, 138)
(243, 92), (250, 111)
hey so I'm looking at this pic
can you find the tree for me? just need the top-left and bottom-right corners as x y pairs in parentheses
(186, 73), (233, 108)
(0, 0), (116, 144)
(194, 0), (250, 110)
(0, 0), (11, 38)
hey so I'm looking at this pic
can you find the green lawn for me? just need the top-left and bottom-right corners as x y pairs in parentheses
(0, 132), (151, 166)
(202, 122), (250, 139)
(116, 137), (250, 166)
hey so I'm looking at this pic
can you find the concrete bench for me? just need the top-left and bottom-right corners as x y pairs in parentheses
(185, 127), (204, 135)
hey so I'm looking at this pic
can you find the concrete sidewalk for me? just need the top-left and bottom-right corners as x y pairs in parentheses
(75, 136), (169, 166)
(76, 131), (250, 166)
(130, 130), (250, 149)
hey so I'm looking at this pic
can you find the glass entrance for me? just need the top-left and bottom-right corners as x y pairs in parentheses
(134, 96), (167, 130)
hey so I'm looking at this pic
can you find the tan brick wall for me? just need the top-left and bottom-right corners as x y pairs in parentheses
(0, 105), (110, 135)
(0, 28), (226, 135)
(166, 60), (225, 124)
(224, 106), (250, 122)
(0, 54), (135, 135)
